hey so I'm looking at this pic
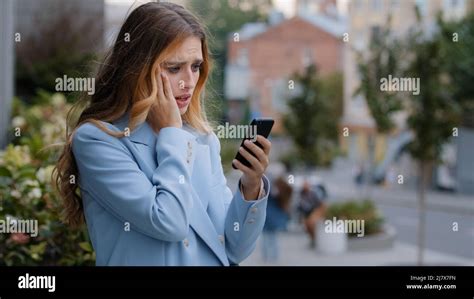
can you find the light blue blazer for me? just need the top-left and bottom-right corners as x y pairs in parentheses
(72, 115), (269, 266)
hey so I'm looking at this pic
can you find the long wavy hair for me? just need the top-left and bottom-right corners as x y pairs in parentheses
(53, 2), (213, 227)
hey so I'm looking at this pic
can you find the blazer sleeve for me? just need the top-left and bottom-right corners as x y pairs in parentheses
(209, 133), (270, 264)
(72, 123), (196, 242)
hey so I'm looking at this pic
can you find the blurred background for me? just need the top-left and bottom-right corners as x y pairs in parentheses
(0, 0), (472, 266)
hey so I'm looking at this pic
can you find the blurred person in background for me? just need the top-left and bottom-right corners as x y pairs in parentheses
(297, 180), (327, 248)
(262, 176), (292, 263)
(353, 162), (364, 187)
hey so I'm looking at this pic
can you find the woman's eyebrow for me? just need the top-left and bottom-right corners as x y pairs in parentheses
(164, 59), (203, 66)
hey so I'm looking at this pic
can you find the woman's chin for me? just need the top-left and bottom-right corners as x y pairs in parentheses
(179, 106), (189, 115)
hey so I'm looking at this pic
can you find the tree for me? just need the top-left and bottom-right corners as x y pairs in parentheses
(354, 17), (405, 134)
(354, 9), (464, 265)
(15, 1), (103, 103)
(354, 17), (405, 188)
(404, 13), (462, 265)
(438, 13), (474, 128)
(283, 65), (342, 167)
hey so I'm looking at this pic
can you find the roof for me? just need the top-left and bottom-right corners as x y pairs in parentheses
(230, 12), (348, 42)
(299, 13), (347, 38)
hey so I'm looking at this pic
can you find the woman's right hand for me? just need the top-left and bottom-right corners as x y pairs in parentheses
(147, 65), (182, 132)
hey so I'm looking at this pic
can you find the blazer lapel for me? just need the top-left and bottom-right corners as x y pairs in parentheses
(183, 128), (229, 265)
(114, 116), (229, 265)
(189, 187), (229, 266)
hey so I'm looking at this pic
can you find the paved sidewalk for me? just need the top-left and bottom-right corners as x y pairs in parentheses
(328, 183), (474, 215)
(306, 162), (474, 215)
(241, 230), (474, 266)
(225, 164), (474, 215)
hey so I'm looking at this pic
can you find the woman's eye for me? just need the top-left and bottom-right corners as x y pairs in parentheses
(192, 64), (202, 72)
(167, 67), (180, 74)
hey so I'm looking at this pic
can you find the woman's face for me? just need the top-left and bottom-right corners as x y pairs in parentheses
(162, 36), (203, 115)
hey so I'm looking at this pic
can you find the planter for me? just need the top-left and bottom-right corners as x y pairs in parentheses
(316, 220), (348, 255)
(348, 224), (396, 251)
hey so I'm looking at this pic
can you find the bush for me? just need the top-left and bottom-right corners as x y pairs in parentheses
(15, 1), (103, 102)
(325, 199), (384, 237)
(219, 138), (240, 174)
(0, 91), (95, 265)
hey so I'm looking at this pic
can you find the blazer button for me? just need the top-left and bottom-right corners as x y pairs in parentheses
(218, 235), (225, 245)
(250, 207), (258, 214)
(183, 238), (189, 247)
(247, 219), (256, 224)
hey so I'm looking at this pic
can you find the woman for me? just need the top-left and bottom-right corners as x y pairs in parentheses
(54, 2), (271, 266)
(261, 176), (292, 263)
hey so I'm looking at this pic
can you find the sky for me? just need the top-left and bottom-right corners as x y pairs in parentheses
(106, 0), (297, 17)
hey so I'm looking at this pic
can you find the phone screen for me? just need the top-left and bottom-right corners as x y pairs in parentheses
(232, 118), (274, 169)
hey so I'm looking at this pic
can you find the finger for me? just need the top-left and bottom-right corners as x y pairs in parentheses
(256, 135), (271, 155)
(157, 68), (166, 103)
(162, 72), (175, 101)
(238, 146), (264, 173)
(243, 140), (267, 164)
(232, 159), (253, 176)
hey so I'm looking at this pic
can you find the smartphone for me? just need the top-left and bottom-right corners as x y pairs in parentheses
(232, 118), (274, 170)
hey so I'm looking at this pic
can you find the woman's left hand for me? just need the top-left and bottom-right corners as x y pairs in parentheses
(232, 135), (271, 200)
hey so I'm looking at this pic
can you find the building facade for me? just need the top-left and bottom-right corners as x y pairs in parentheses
(225, 12), (345, 133)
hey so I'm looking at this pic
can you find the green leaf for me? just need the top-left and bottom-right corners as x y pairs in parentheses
(0, 166), (12, 177)
(79, 242), (93, 252)
(29, 241), (47, 255)
(16, 166), (37, 180)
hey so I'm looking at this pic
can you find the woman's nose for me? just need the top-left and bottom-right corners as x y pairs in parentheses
(179, 69), (196, 90)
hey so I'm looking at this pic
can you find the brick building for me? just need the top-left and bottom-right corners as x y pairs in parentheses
(224, 12), (346, 133)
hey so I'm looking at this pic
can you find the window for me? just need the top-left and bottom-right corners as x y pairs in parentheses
(371, 0), (383, 11)
(236, 48), (249, 67)
(370, 25), (381, 40)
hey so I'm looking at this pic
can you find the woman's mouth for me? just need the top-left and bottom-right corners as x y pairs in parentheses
(175, 94), (191, 108)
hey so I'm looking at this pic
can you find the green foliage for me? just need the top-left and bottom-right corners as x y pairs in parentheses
(219, 138), (240, 174)
(404, 16), (462, 163)
(356, 11), (467, 167)
(438, 13), (474, 128)
(10, 92), (70, 163)
(354, 17), (405, 133)
(283, 65), (343, 167)
(16, 52), (96, 104)
(325, 199), (384, 237)
(0, 92), (95, 266)
(15, 2), (101, 103)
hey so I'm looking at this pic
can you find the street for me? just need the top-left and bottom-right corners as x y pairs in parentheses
(226, 157), (474, 265)
(378, 204), (473, 259)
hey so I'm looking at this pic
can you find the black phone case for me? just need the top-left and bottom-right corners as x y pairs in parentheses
(232, 118), (274, 169)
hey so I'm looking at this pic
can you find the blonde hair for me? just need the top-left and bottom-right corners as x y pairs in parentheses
(54, 2), (213, 227)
